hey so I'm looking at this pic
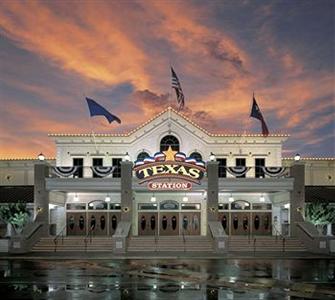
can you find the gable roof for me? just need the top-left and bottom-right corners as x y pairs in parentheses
(48, 106), (289, 138)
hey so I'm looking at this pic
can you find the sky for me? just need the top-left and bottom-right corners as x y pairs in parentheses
(0, 0), (334, 158)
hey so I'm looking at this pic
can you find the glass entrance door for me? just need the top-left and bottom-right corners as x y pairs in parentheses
(159, 213), (179, 236)
(138, 213), (158, 236)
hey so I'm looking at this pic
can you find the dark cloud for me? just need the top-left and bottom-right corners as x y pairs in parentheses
(179, 107), (218, 130)
(134, 89), (171, 107)
(205, 39), (245, 72)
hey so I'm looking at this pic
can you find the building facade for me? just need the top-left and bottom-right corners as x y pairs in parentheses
(1, 107), (334, 244)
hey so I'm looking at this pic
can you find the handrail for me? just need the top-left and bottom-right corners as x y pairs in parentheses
(182, 231), (186, 252)
(248, 227), (252, 244)
(272, 225), (286, 252)
(84, 225), (95, 251)
(154, 229), (158, 252)
(253, 237), (256, 255)
(273, 224), (284, 240)
(53, 224), (66, 252)
(296, 222), (316, 240)
(24, 222), (43, 239)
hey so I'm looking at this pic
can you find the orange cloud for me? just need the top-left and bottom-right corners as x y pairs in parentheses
(0, 1), (333, 157)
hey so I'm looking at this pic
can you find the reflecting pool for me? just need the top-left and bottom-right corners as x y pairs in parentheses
(0, 259), (334, 299)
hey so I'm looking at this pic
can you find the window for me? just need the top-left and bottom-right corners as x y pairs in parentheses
(137, 152), (149, 161)
(235, 158), (246, 178)
(231, 200), (250, 210)
(181, 204), (201, 210)
(73, 158), (83, 178)
(255, 158), (265, 178)
(217, 158), (227, 178)
(138, 203), (158, 210)
(109, 203), (121, 210)
(92, 158), (103, 178)
(218, 203), (229, 210)
(66, 203), (86, 210)
(189, 152), (202, 161)
(112, 158), (122, 178)
(88, 200), (107, 210)
(160, 135), (180, 152)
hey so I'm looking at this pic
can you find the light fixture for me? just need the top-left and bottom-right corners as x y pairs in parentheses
(49, 204), (57, 209)
(228, 194), (234, 202)
(89, 202), (94, 207)
(259, 194), (265, 202)
(294, 153), (301, 161)
(124, 152), (130, 161)
(73, 194), (79, 202)
(284, 203), (290, 209)
(150, 194), (156, 202)
(37, 153), (45, 161)
(182, 196), (188, 202)
(245, 202), (250, 207)
(209, 152), (216, 161)
(105, 195), (111, 202)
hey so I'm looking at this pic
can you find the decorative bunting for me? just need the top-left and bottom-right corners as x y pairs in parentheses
(52, 166), (78, 177)
(262, 167), (288, 177)
(90, 166), (116, 177)
(226, 166), (251, 177)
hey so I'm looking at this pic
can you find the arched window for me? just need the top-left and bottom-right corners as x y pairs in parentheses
(160, 135), (179, 152)
(189, 152), (202, 161)
(137, 152), (149, 161)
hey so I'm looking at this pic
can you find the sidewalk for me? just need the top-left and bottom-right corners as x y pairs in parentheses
(0, 251), (333, 260)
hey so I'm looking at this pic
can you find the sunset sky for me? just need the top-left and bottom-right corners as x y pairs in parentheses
(0, 0), (334, 158)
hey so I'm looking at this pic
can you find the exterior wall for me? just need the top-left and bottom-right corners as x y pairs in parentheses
(50, 109), (287, 169)
(0, 159), (55, 186)
(283, 159), (335, 186)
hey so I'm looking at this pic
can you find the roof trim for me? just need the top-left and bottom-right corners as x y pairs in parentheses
(48, 107), (290, 138)
(283, 157), (335, 161)
(0, 158), (56, 161)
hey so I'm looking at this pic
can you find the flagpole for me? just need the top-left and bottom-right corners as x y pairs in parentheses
(84, 94), (98, 153)
(169, 64), (173, 133)
(89, 118), (98, 153)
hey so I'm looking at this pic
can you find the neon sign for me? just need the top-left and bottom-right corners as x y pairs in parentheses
(134, 147), (206, 187)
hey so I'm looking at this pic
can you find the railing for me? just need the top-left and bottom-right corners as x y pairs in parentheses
(84, 225), (95, 251)
(182, 231), (186, 252)
(53, 224), (66, 252)
(9, 222), (44, 254)
(154, 230), (158, 252)
(49, 166), (290, 179)
(50, 166), (121, 179)
(273, 225), (286, 252)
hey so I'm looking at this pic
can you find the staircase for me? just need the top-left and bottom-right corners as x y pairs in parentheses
(228, 236), (307, 252)
(31, 236), (114, 252)
(127, 235), (214, 252)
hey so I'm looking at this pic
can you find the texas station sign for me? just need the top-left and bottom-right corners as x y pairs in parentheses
(133, 147), (206, 190)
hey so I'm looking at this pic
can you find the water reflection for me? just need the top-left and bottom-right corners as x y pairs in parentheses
(0, 259), (334, 299)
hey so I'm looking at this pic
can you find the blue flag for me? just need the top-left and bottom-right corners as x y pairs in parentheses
(86, 97), (121, 124)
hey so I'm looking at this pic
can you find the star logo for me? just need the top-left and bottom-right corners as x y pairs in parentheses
(163, 146), (177, 161)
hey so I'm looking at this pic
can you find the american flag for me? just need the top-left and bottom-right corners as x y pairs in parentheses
(171, 67), (185, 110)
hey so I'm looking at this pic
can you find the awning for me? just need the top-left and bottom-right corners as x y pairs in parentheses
(0, 186), (34, 203)
(305, 186), (335, 203)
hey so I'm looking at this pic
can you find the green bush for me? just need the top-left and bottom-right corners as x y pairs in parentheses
(0, 203), (30, 234)
(305, 202), (335, 226)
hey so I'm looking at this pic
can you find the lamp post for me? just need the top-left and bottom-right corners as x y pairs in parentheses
(209, 152), (216, 161)
(124, 152), (131, 162)
(294, 153), (301, 162)
(37, 153), (45, 161)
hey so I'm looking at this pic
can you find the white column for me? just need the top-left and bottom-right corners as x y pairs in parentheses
(327, 223), (333, 236)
